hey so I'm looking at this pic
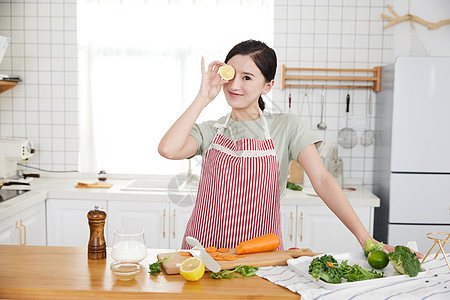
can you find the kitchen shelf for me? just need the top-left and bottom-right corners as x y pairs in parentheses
(0, 80), (18, 94)
(281, 65), (382, 92)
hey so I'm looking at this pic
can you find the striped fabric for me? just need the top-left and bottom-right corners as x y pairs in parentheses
(256, 254), (450, 300)
(182, 112), (283, 250)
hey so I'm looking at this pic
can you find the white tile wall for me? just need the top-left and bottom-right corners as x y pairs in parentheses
(0, 0), (78, 172)
(1, 0), (397, 183)
(272, 0), (394, 190)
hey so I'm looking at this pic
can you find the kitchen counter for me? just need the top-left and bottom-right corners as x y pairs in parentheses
(0, 189), (47, 220)
(4, 176), (380, 203)
(0, 175), (379, 221)
(0, 245), (300, 299)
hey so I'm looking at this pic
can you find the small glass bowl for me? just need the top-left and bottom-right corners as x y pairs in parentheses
(110, 261), (141, 281)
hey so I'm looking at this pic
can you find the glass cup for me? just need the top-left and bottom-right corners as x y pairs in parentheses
(111, 228), (148, 262)
(110, 228), (148, 281)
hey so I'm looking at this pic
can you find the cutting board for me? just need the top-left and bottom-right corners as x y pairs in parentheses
(75, 182), (113, 188)
(157, 248), (317, 275)
(288, 160), (303, 184)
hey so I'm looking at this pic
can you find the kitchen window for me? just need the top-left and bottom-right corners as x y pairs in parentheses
(77, 0), (274, 175)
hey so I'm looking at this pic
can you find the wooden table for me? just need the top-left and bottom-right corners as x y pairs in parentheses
(0, 245), (300, 299)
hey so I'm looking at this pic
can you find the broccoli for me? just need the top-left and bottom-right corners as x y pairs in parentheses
(309, 254), (342, 283)
(364, 239), (384, 257)
(388, 245), (421, 277)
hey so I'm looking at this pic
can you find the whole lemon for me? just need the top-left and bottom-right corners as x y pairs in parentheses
(180, 257), (205, 281)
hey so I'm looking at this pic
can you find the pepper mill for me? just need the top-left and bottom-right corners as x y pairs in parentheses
(87, 205), (107, 260)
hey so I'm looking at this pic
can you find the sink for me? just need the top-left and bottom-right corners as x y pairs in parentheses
(121, 180), (171, 191)
(121, 177), (199, 193)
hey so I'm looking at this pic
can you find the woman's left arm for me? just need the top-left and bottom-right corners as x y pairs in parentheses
(297, 144), (423, 258)
(297, 144), (372, 249)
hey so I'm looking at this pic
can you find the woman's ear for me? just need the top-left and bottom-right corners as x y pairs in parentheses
(262, 79), (275, 95)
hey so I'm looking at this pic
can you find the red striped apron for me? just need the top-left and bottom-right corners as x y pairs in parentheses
(182, 111), (283, 250)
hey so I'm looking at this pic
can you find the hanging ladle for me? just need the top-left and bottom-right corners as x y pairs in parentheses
(317, 89), (327, 130)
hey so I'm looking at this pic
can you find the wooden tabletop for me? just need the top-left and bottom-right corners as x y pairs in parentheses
(0, 245), (300, 299)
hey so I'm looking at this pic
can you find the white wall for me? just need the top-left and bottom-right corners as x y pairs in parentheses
(272, 0), (395, 190)
(0, 0), (79, 172)
(0, 0), (448, 180)
(272, 0), (450, 190)
(391, 0), (450, 57)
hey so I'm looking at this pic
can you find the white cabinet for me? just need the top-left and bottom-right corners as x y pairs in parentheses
(0, 201), (46, 246)
(108, 201), (170, 249)
(47, 198), (194, 249)
(0, 218), (14, 244)
(280, 205), (297, 250)
(281, 204), (372, 253)
(47, 199), (107, 247)
(169, 204), (194, 249)
(108, 200), (193, 249)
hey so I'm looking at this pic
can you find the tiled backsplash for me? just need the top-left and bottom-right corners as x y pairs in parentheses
(271, 0), (394, 190)
(0, 0), (78, 172)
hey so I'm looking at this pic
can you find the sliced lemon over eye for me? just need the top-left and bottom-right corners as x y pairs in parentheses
(218, 65), (235, 80)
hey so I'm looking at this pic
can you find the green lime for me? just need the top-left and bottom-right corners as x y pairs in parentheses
(368, 250), (389, 269)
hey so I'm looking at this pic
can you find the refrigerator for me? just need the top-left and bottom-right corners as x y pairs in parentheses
(373, 56), (450, 253)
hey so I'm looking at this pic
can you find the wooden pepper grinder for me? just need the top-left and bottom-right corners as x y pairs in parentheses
(87, 205), (107, 260)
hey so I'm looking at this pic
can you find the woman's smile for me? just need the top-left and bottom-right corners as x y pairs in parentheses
(227, 90), (243, 98)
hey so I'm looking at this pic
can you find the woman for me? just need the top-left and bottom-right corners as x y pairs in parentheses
(159, 40), (410, 254)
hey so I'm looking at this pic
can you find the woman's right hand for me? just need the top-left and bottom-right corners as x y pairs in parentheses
(196, 57), (228, 107)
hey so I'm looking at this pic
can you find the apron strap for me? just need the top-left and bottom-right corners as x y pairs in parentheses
(213, 113), (236, 141)
(259, 110), (272, 140)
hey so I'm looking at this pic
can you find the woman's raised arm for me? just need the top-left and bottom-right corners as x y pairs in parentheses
(158, 58), (227, 160)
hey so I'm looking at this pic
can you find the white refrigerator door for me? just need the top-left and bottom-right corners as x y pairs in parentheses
(391, 57), (450, 173)
(388, 224), (450, 254)
(390, 173), (450, 224)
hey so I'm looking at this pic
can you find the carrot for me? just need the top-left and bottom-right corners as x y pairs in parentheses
(205, 246), (217, 253)
(235, 255), (246, 258)
(213, 256), (224, 261)
(327, 262), (334, 268)
(217, 248), (229, 253)
(223, 255), (236, 261)
(235, 233), (280, 255)
(179, 251), (191, 256)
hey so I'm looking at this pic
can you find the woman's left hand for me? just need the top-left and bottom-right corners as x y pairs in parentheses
(382, 243), (424, 259)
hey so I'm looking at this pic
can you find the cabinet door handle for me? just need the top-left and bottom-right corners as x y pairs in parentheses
(300, 212), (303, 242)
(15, 221), (23, 245)
(20, 219), (27, 245)
(162, 209), (166, 239)
(173, 209), (176, 239)
(290, 211), (293, 242)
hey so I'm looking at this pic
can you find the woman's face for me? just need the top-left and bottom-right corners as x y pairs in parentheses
(223, 54), (273, 111)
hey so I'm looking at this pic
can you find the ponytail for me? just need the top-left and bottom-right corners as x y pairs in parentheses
(258, 96), (265, 111)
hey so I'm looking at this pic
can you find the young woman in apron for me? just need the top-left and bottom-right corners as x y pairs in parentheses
(158, 40), (422, 257)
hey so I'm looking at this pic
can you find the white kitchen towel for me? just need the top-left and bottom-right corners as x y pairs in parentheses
(256, 254), (450, 300)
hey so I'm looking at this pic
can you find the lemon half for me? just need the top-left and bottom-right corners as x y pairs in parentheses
(218, 65), (235, 80)
(180, 257), (205, 281)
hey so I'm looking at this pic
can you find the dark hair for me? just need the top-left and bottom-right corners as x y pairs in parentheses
(225, 40), (277, 111)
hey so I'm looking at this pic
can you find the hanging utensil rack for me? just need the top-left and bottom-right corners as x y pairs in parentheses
(281, 65), (382, 92)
